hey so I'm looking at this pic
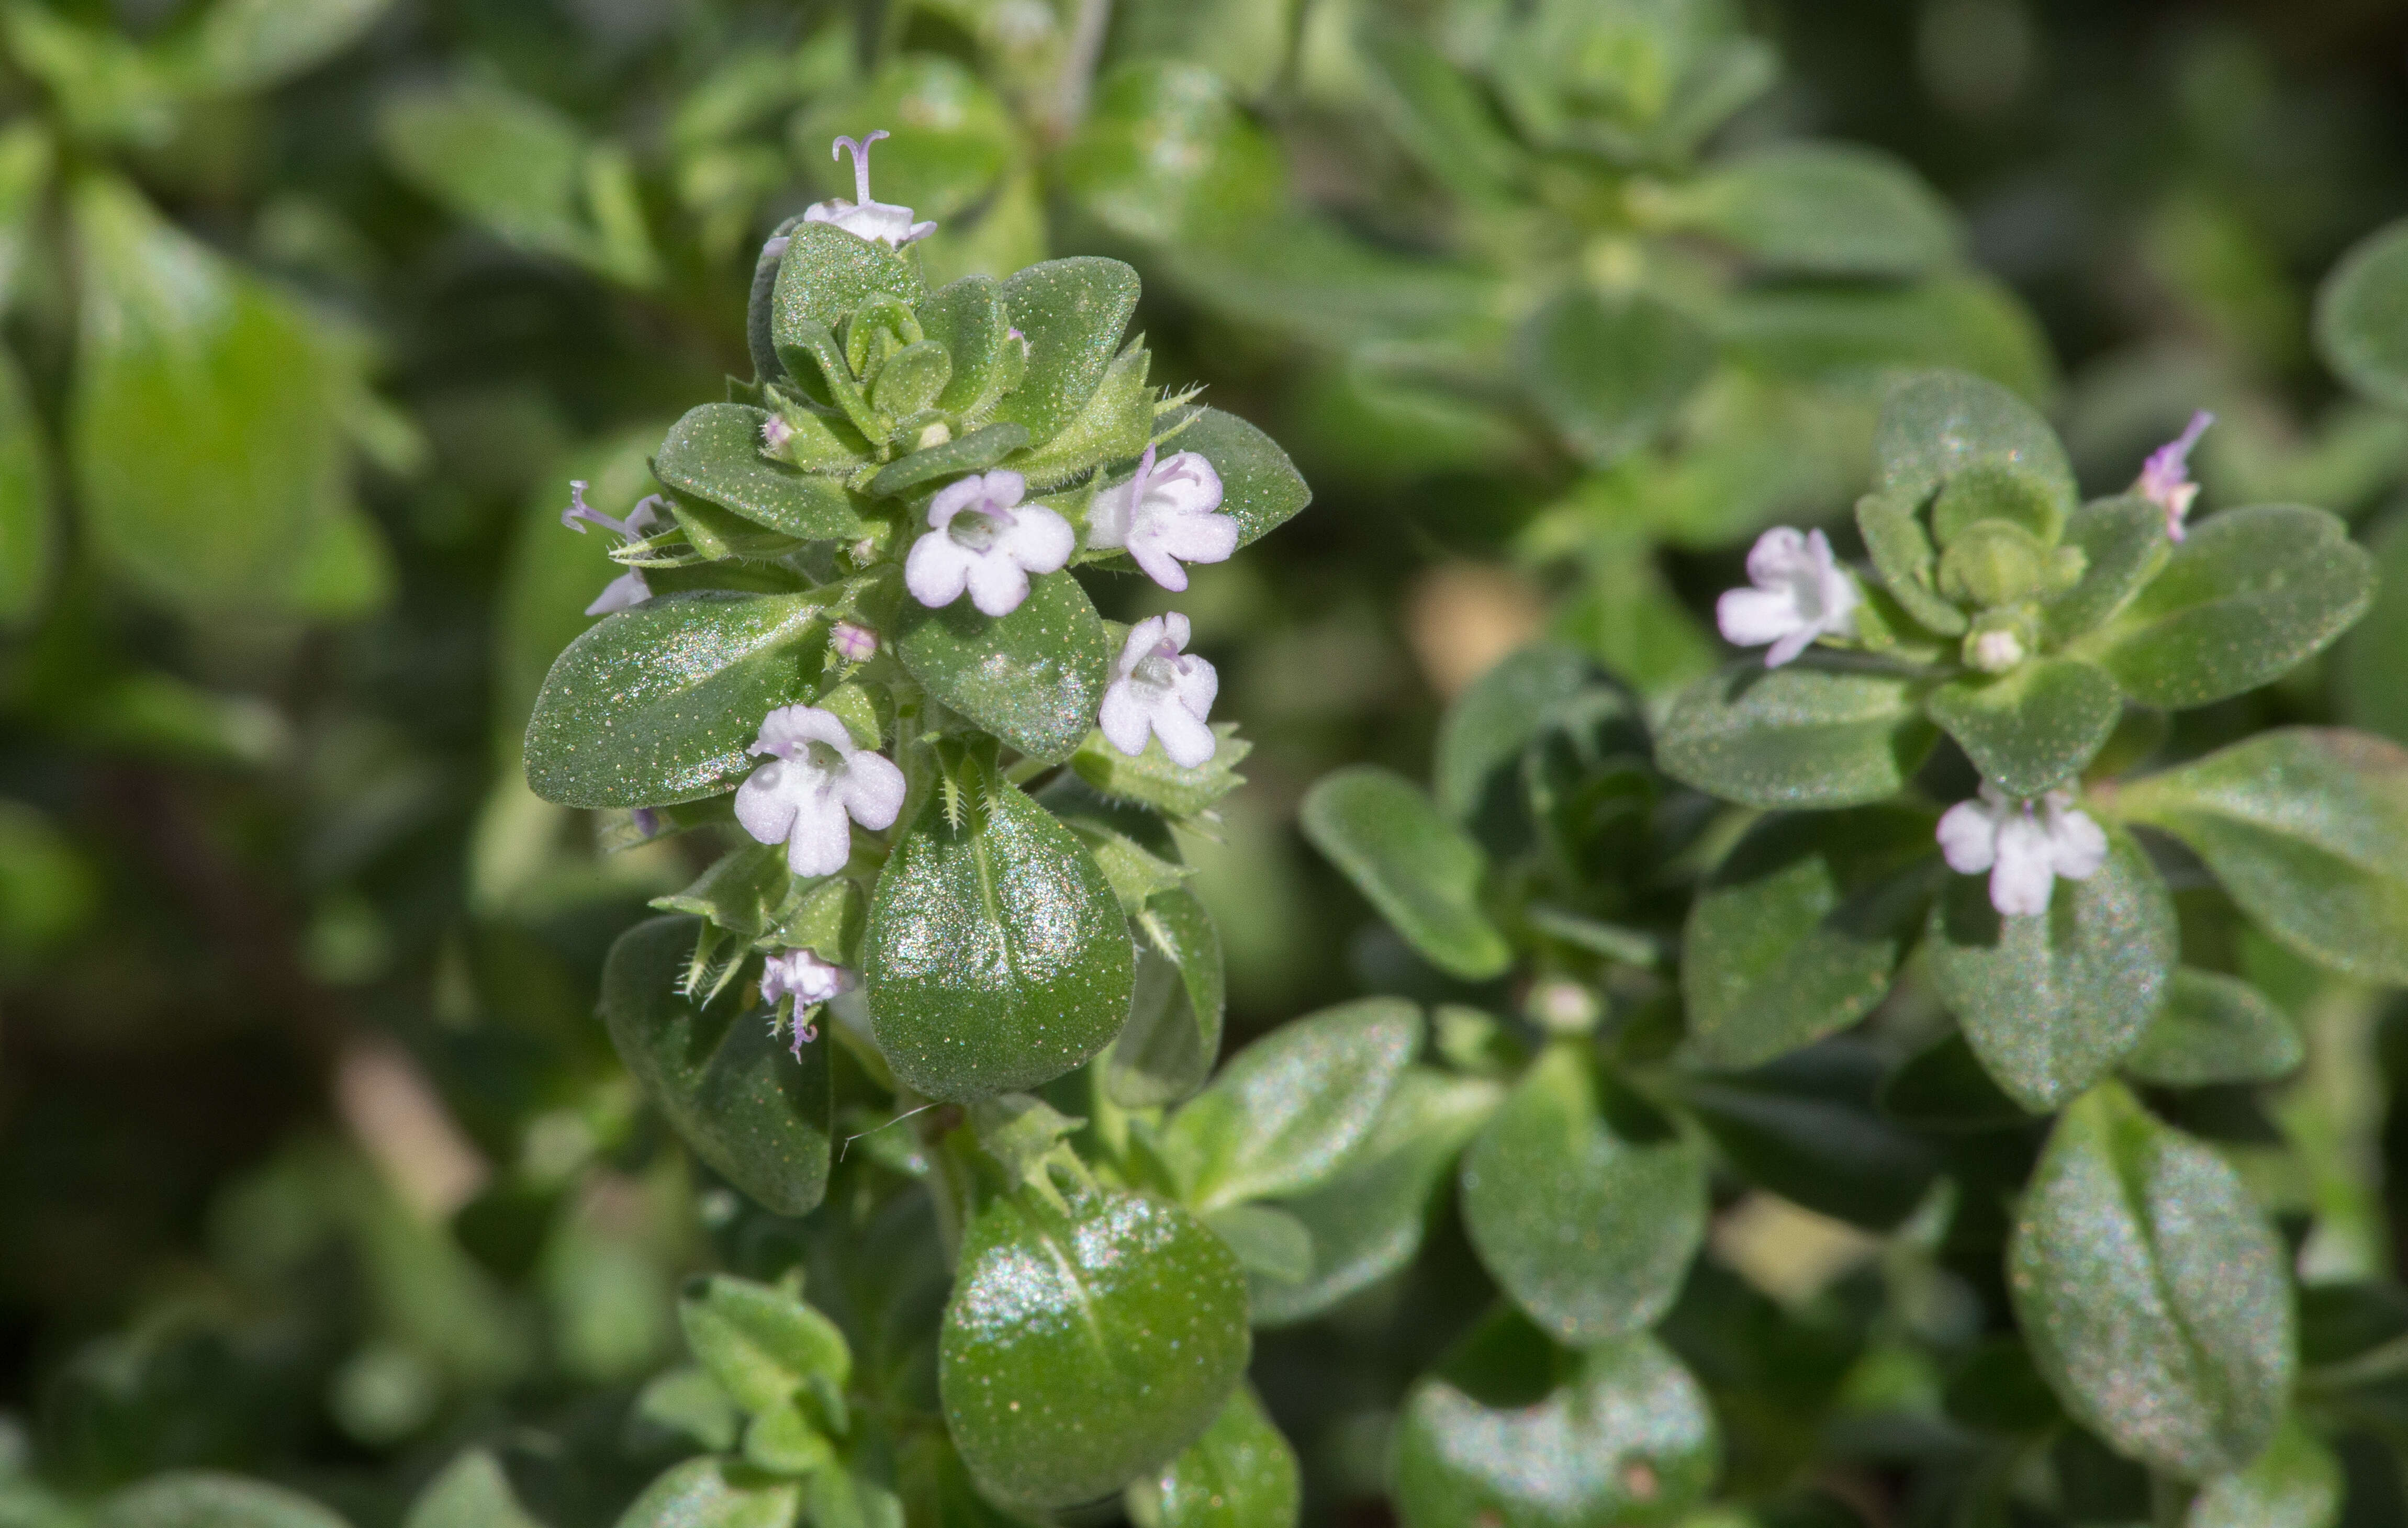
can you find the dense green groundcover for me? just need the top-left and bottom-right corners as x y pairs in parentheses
(8, 1), (2408, 1526)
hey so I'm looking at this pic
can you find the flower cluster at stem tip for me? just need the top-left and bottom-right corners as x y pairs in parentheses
(555, 130), (1252, 1046)
(1710, 413), (2212, 919)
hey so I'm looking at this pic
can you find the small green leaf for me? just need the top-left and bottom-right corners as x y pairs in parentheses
(2089, 505), (2373, 710)
(941, 1184), (1250, 1510)
(865, 422), (1030, 499)
(1674, 1041), (1939, 1230)
(2009, 1083), (2294, 1478)
(612, 1457), (801, 1528)
(1110, 886), (1227, 1109)
(1928, 827), (2175, 1111)
(1682, 806), (1937, 1070)
(1059, 61), (1284, 246)
(992, 257), (1142, 448)
(632, 1366), (742, 1454)
(2045, 497), (2169, 642)
(771, 220), (924, 343)
(1129, 1385), (1300, 1528)
(1927, 658), (2124, 799)
(601, 917), (833, 1216)
(96, 1475), (350, 1528)
(1666, 142), (1958, 279)
(1657, 663), (1937, 810)
(1856, 489), (1968, 636)
(402, 1450), (542, 1528)
(192, 0), (391, 92)
(1011, 343), (1152, 491)
(1169, 406), (1313, 550)
(1460, 1045), (1706, 1343)
(1301, 767), (1511, 980)
(2115, 728), (2408, 984)
(524, 591), (826, 808)
(1875, 369), (2076, 519)
(1160, 996), (1420, 1210)
(864, 784), (1134, 1101)
(2315, 216), (2408, 410)
(1392, 1314), (1717, 1528)
(1250, 1069), (1502, 1328)
(2189, 1420), (2340, 1528)
(1433, 645), (1617, 825)
(379, 80), (657, 286)
(654, 403), (865, 540)
(2125, 970), (2302, 1087)
(893, 570), (1113, 765)
(1199, 1204), (1314, 1285)
(678, 1273), (850, 1413)
(1071, 723), (1250, 818)
(72, 176), (386, 619)
(1518, 290), (1713, 469)
(0, 346), (50, 624)
(916, 275), (1015, 417)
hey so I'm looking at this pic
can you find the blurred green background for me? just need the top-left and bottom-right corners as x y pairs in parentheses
(1, 0), (2405, 1521)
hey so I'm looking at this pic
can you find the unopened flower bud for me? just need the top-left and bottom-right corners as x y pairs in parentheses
(761, 413), (793, 455)
(1528, 978), (1599, 1035)
(915, 421), (952, 452)
(1967, 627), (2026, 673)
(832, 621), (878, 664)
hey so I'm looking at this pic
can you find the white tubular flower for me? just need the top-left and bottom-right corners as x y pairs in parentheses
(802, 131), (937, 250)
(1084, 444), (1236, 592)
(1716, 526), (1859, 667)
(903, 470), (1074, 617)
(734, 705), (907, 877)
(561, 482), (664, 616)
(1099, 614), (1218, 768)
(760, 948), (852, 1055)
(1936, 783), (2109, 918)
(2137, 409), (2213, 542)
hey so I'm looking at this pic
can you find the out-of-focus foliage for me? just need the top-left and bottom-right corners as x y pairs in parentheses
(0, 0), (2406, 1526)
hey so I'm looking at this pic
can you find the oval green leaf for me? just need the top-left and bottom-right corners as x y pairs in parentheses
(1927, 827), (2175, 1111)
(2315, 216), (2408, 410)
(1159, 996), (1420, 1210)
(2125, 970), (2302, 1087)
(771, 220), (924, 341)
(2190, 1420), (2342, 1528)
(1171, 406), (1313, 549)
(1927, 657), (2124, 799)
(1874, 368), (2076, 517)
(1517, 289), (1713, 469)
(992, 257), (1141, 447)
(864, 783), (1134, 1102)
(940, 1185), (1250, 1510)
(654, 403), (866, 540)
(1670, 142), (1958, 279)
(2115, 728), (2408, 985)
(524, 591), (826, 808)
(2090, 505), (2374, 710)
(96, 1474), (350, 1528)
(1301, 766), (1510, 980)
(1130, 1385), (1301, 1528)
(2009, 1082), (2294, 1478)
(893, 569), (1113, 765)
(1682, 805), (1939, 1070)
(612, 1457), (801, 1528)
(1658, 663), (1937, 810)
(1392, 1315), (1716, 1528)
(1460, 1046), (1706, 1343)
(1108, 885), (1227, 1109)
(601, 917), (832, 1216)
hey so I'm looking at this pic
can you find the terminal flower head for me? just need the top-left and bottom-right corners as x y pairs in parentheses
(1936, 783), (2108, 918)
(1085, 444), (1236, 592)
(561, 481), (664, 615)
(1100, 613), (1218, 768)
(735, 705), (906, 877)
(904, 469), (1074, 617)
(803, 131), (936, 250)
(1716, 526), (1857, 667)
(2137, 410), (2213, 541)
